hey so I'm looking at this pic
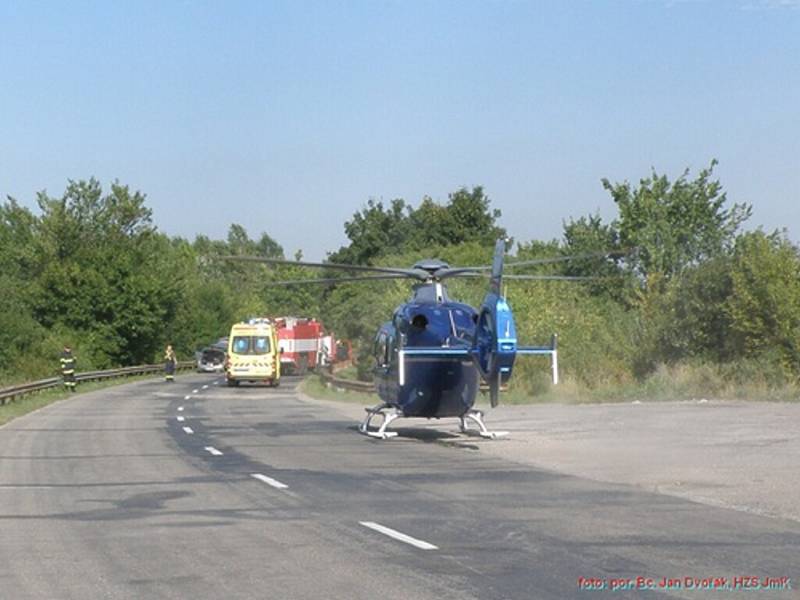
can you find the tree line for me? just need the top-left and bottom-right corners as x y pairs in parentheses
(2, 165), (798, 396)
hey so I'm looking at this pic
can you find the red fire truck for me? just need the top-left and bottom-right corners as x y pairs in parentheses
(274, 317), (324, 375)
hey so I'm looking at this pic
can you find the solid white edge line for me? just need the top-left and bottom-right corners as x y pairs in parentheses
(250, 473), (288, 490)
(204, 446), (223, 456)
(359, 521), (438, 550)
(182, 426), (194, 434)
(176, 416), (185, 422)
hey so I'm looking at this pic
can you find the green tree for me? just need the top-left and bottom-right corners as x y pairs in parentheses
(330, 198), (412, 265)
(603, 160), (750, 284)
(331, 186), (505, 265)
(561, 214), (630, 300)
(409, 187), (505, 249)
(632, 258), (733, 374)
(724, 230), (800, 374)
(30, 179), (184, 366)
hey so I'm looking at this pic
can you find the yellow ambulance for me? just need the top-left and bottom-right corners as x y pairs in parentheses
(225, 318), (281, 387)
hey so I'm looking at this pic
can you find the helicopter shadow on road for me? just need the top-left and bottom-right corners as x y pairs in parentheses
(345, 423), (483, 450)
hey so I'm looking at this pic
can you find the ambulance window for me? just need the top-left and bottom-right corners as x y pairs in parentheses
(232, 336), (250, 354)
(253, 336), (271, 354)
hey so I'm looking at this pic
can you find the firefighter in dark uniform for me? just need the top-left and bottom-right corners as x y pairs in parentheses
(60, 345), (77, 392)
(164, 344), (177, 382)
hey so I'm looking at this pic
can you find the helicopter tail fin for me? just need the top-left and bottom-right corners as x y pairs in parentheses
(474, 240), (566, 406)
(471, 239), (516, 406)
(488, 238), (507, 296)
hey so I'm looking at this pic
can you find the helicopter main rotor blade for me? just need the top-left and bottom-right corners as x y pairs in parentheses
(440, 250), (627, 276)
(219, 255), (428, 279)
(504, 250), (628, 269)
(502, 274), (599, 281)
(435, 267), (486, 279)
(262, 274), (411, 286)
(440, 272), (598, 282)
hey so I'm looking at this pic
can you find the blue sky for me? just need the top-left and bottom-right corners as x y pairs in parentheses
(1, 0), (798, 259)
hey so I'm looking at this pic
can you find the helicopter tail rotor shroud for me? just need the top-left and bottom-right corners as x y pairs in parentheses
(473, 238), (561, 406)
(475, 293), (517, 407)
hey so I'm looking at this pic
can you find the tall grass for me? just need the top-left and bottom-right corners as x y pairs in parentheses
(504, 360), (800, 404)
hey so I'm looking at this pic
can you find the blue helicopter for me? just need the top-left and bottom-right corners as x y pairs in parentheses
(228, 239), (602, 439)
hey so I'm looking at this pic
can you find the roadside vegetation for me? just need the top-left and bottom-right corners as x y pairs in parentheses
(3, 162), (799, 402)
(0, 372), (180, 427)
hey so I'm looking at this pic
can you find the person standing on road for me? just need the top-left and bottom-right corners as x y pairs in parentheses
(60, 345), (77, 392)
(164, 344), (177, 382)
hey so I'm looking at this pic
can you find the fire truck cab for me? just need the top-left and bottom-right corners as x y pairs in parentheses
(225, 319), (281, 387)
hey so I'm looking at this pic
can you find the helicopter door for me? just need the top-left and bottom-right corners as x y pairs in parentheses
(373, 332), (386, 368)
(373, 331), (393, 397)
(374, 332), (389, 369)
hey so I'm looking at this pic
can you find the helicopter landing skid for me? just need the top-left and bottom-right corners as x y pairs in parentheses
(359, 403), (400, 439)
(459, 409), (509, 439)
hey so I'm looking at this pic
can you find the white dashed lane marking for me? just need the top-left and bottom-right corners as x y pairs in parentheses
(182, 426), (194, 434)
(251, 473), (288, 490)
(202, 385), (209, 390)
(178, 406), (184, 412)
(192, 389), (199, 394)
(204, 446), (223, 456)
(184, 395), (191, 400)
(176, 416), (185, 422)
(359, 522), (438, 550)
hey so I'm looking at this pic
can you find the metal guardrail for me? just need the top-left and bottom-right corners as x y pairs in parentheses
(0, 361), (195, 406)
(318, 369), (374, 393)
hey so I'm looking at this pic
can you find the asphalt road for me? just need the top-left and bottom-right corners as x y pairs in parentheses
(0, 375), (797, 599)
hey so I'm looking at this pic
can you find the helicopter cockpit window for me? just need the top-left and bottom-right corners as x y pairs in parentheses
(450, 309), (474, 332)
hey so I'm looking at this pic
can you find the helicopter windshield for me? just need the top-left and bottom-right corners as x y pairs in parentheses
(405, 305), (476, 343)
(449, 308), (475, 335)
